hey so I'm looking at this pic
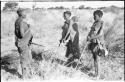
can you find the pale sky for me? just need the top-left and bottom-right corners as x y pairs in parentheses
(1, 1), (124, 10)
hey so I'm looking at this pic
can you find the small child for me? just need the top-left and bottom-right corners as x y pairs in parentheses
(64, 16), (78, 43)
(60, 11), (72, 58)
(63, 16), (80, 67)
(87, 10), (108, 57)
(87, 10), (108, 77)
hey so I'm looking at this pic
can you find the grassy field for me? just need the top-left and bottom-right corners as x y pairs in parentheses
(1, 7), (124, 81)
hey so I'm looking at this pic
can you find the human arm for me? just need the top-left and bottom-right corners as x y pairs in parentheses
(63, 20), (73, 42)
(60, 22), (70, 43)
(89, 21), (103, 40)
(20, 21), (30, 38)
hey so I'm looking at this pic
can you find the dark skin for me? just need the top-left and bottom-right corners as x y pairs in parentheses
(15, 11), (33, 45)
(92, 50), (98, 77)
(60, 13), (71, 43)
(15, 11), (33, 79)
(88, 14), (103, 41)
(87, 14), (103, 77)
(15, 12), (27, 39)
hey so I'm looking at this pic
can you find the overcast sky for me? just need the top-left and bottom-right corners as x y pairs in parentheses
(1, 1), (124, 10)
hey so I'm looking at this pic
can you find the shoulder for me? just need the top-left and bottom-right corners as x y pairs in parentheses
(62, 21), (69, 29)
(19, 19), (29, 29)
(73, 23), (78, 31)
(21, 19), (28, 25)
(15, 18), (23, 26)
(64, 20), (70, 25)
(99, 20), (104, 28)
(62, 21), (66, 29)
(99, 20), (104, 25)
(95, 20), (103, 26)
(15, 18), (20, 23)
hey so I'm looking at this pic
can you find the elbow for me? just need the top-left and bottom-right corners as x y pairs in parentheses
(21, 33), (25, 38)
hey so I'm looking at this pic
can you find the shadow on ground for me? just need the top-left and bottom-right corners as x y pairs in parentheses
(1, 47), (94, 80)
(1, 49), (22, 78)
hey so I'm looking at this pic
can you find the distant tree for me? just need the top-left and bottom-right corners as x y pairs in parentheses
(79, 5), (84, 9)
(48, 7), (54, 10)
(3, 2), (18, 11)
(85, 7), (93, 10)
(60, 6), (65, 9)
(55, 6), (65, 9)
(48, 6), (66, 10)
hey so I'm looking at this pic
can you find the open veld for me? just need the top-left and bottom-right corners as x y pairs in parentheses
(1, 6), (124, 81)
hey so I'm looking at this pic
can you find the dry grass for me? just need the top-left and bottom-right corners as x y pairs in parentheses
(1, 8), (124, 81)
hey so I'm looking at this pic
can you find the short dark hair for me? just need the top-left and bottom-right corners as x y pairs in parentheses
(63, 11), (71, 16)
(17, 8), (24, 17)
(93, 10), (103, 17)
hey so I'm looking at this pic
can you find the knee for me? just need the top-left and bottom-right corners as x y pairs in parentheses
(92, 53), (97, 61)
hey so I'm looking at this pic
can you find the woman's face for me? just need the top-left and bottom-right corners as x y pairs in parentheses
(64, 14), (70, 20)
(94, 14), (100, 21)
